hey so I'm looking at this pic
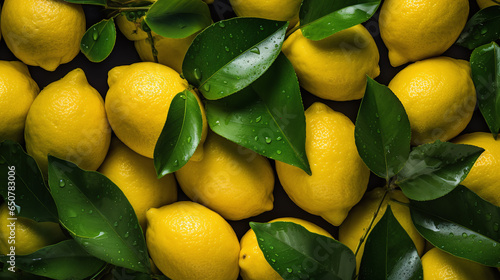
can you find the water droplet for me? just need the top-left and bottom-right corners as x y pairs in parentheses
(114, 221), (118, 227)
(229, 33), (233, 38)
(462, 233), (468, 238)
(254, 136), (259, 141)
(255, 116), (262, 123)
(449, 232), (454, 237)
(258, 238), (264, 242)
(276, 136), (282, 141)
(88, 210), (93, 214)
(193, 68), (202, 80)
(397, 115), (402, 121)
(59, 180), (65, 188)
(276, 150), (282, 155)
(493, 223), (499, 232)
(173, 160), (179, 167)
(180, 94), (186, 100)
(271, 258), (276, 263)
(375, 113), (379, 118)
(250, 47), (260, 54)
(203, 83), (211, 92)
(133, 240), (138, 246)
(187, 137), (192, 143)
(218, 22), (225, 28)
(265, 137), (272, 144)
(124, 232), (130, 238)
(376, 129), (381, 134)
(259, 25), (264, 30)
(224, 46), (230, 52)
(269, 246), (274, 250)
(480, 27), (488, 35)
(92, 29), (98, 41)
(119, 215), (123, 220)
(118, 250), (121, 254)
(287, 268), (293, 273)
(223, 80), (228, 84)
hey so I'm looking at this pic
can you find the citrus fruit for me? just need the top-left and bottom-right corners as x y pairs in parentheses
(276, 102), (370, 226)
(115, 14), (149, 42)
(229, 0), (302, 26)
(477, 0), (500, 9)
(0, 0), (85, 71)
(146, 201), (240, 280)
(282, 25), (380, 101)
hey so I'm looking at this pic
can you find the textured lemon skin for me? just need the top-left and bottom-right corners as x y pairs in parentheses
(452, 132), (500, 207)
(105, 62), (207, 159)
(282, 25), (380, 101)
(388, 57), (476, 145)
(477, 0), (500, 9)
(115, 15), (149, 42)
(0, 61), (39, 142)
(379, 0), (469, 67)
(98, 137), (177, 230)
(239, 217), (333, 280)
(276, 102), (370, 226)
(422, 248), (496, 280)
(175, 132), (274, 220)
(146, 201), (240, 280)
(339, 188), (425, 272)
(0, 203), (65, 256)
(25, 69), (111, 176)
(229, 0), (302, 26)
(0, 0), (85, 71)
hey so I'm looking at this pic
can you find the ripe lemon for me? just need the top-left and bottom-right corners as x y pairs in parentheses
(0, 203), (66, 255)
(98, 137), (177, 230)
(421, 248), (496, 279)
(105, 62), (207, 159)
(0, 61), (39, 143)
(239, 217), (333, 280)
(477, 0), (500, 9)
(229, 0), (302, 26)
(146, 201), (240, 280)
(276, 102), (370, 226)
(115, 14), (149, 42)
(175, 132), (274, 220)
(452, 132), (500, 207)
(338, 188), (425, 272)
(388, 57), (476, 145)
(379, 0), (469, 67)
(282, 25), (380, 101)
(25, 69), (111, 176)
(0, 0), (85, 71)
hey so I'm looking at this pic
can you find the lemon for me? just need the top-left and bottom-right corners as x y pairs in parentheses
(338, 188), (425, 272)
(276, 102), (370, 226)
(0, 203), (66, 255)
(98, 137), (177, 230)
(115, 14), (149, 42)
(477, 0), (500, 9)
(105, 62), (207, 159)
(25, 69), (111, 176)
(388, 57), (476, 145)
(379, 0), (469, 67)
(0, 0), (85, 71)
(229, 0), (302, 26)
(421, 248), (496, 279)
(239, 217), (333, 280)
(452, 132), (500, 207)
(175, 132), (274, 220)
(146, 201), (240, 280)
(282, 25), (380, 101)
(0, 61), (39, 143)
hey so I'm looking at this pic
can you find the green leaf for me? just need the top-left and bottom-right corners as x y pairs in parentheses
(0, 240), (105, 280)
(0, 140), (58, 223)
(47, 156), (151, 273)
(470, 42), (500, 139)
(63, 0), (106, 5)
(183, 18), (288, 100)
(359, 206), (423, 280)
(154, 90), (203, 177)
(396, 141), (484, 201)
(108, 267), (172, 280)
(144, 0), (212, 39)
(299, 0), (381, 40)
(80, 18), (117, 63)
(354, 77), (411, 181)
(206, 54), (310, 174)
(250, 221), (356, 280)
(456, 6), (500, 50)
(410, 185), (500, 267)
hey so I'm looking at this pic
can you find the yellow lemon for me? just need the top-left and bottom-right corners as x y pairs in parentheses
(0, 0), (85, 71)
(115, 14), (149, 42)
(175, 132), (274, 220)
(0, 203), (66, 256)
(146, 201), (240, 280)
(388, 57), (476, 145)
(229, 0), (302, 26)
(0, 61), (39, 143)
(282, 25), (380, 101)
(276, 102), (370, 226)
(98, 137), (177, 230)
(421, 247), (496, 280)
(25, 69), (111, 176)
(452, 132), (500, 207)
(239, 217), (333, 280)
(477, 0), (500, 9)
(379, 0), (469, 67)
(105, 62), (207, 159)
(338, 188), (425, 272)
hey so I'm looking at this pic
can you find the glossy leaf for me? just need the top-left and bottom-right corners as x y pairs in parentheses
(470, 42), (500, 139)
(410, 185), (500, 267)
(0, 240), (105, 280)
(0, 140), (58, 223)
(144, 0), (212, 39)
(456, 6), (500, 50)
(299, 0), (381, 40)
(396, 141), (484, 201)
(183, 18), (288, 100)
(359, 206), (423, 280)
(47, 156), (151, 273)
(206, 54), (310, 174)
(80, 18), (117, 63)
(63, 0), (106, 5)
(108, 267), (171, 280)
(251, 221), (356, 280)
(154, 90), (203, 177)
(355, 77), (411, 181)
